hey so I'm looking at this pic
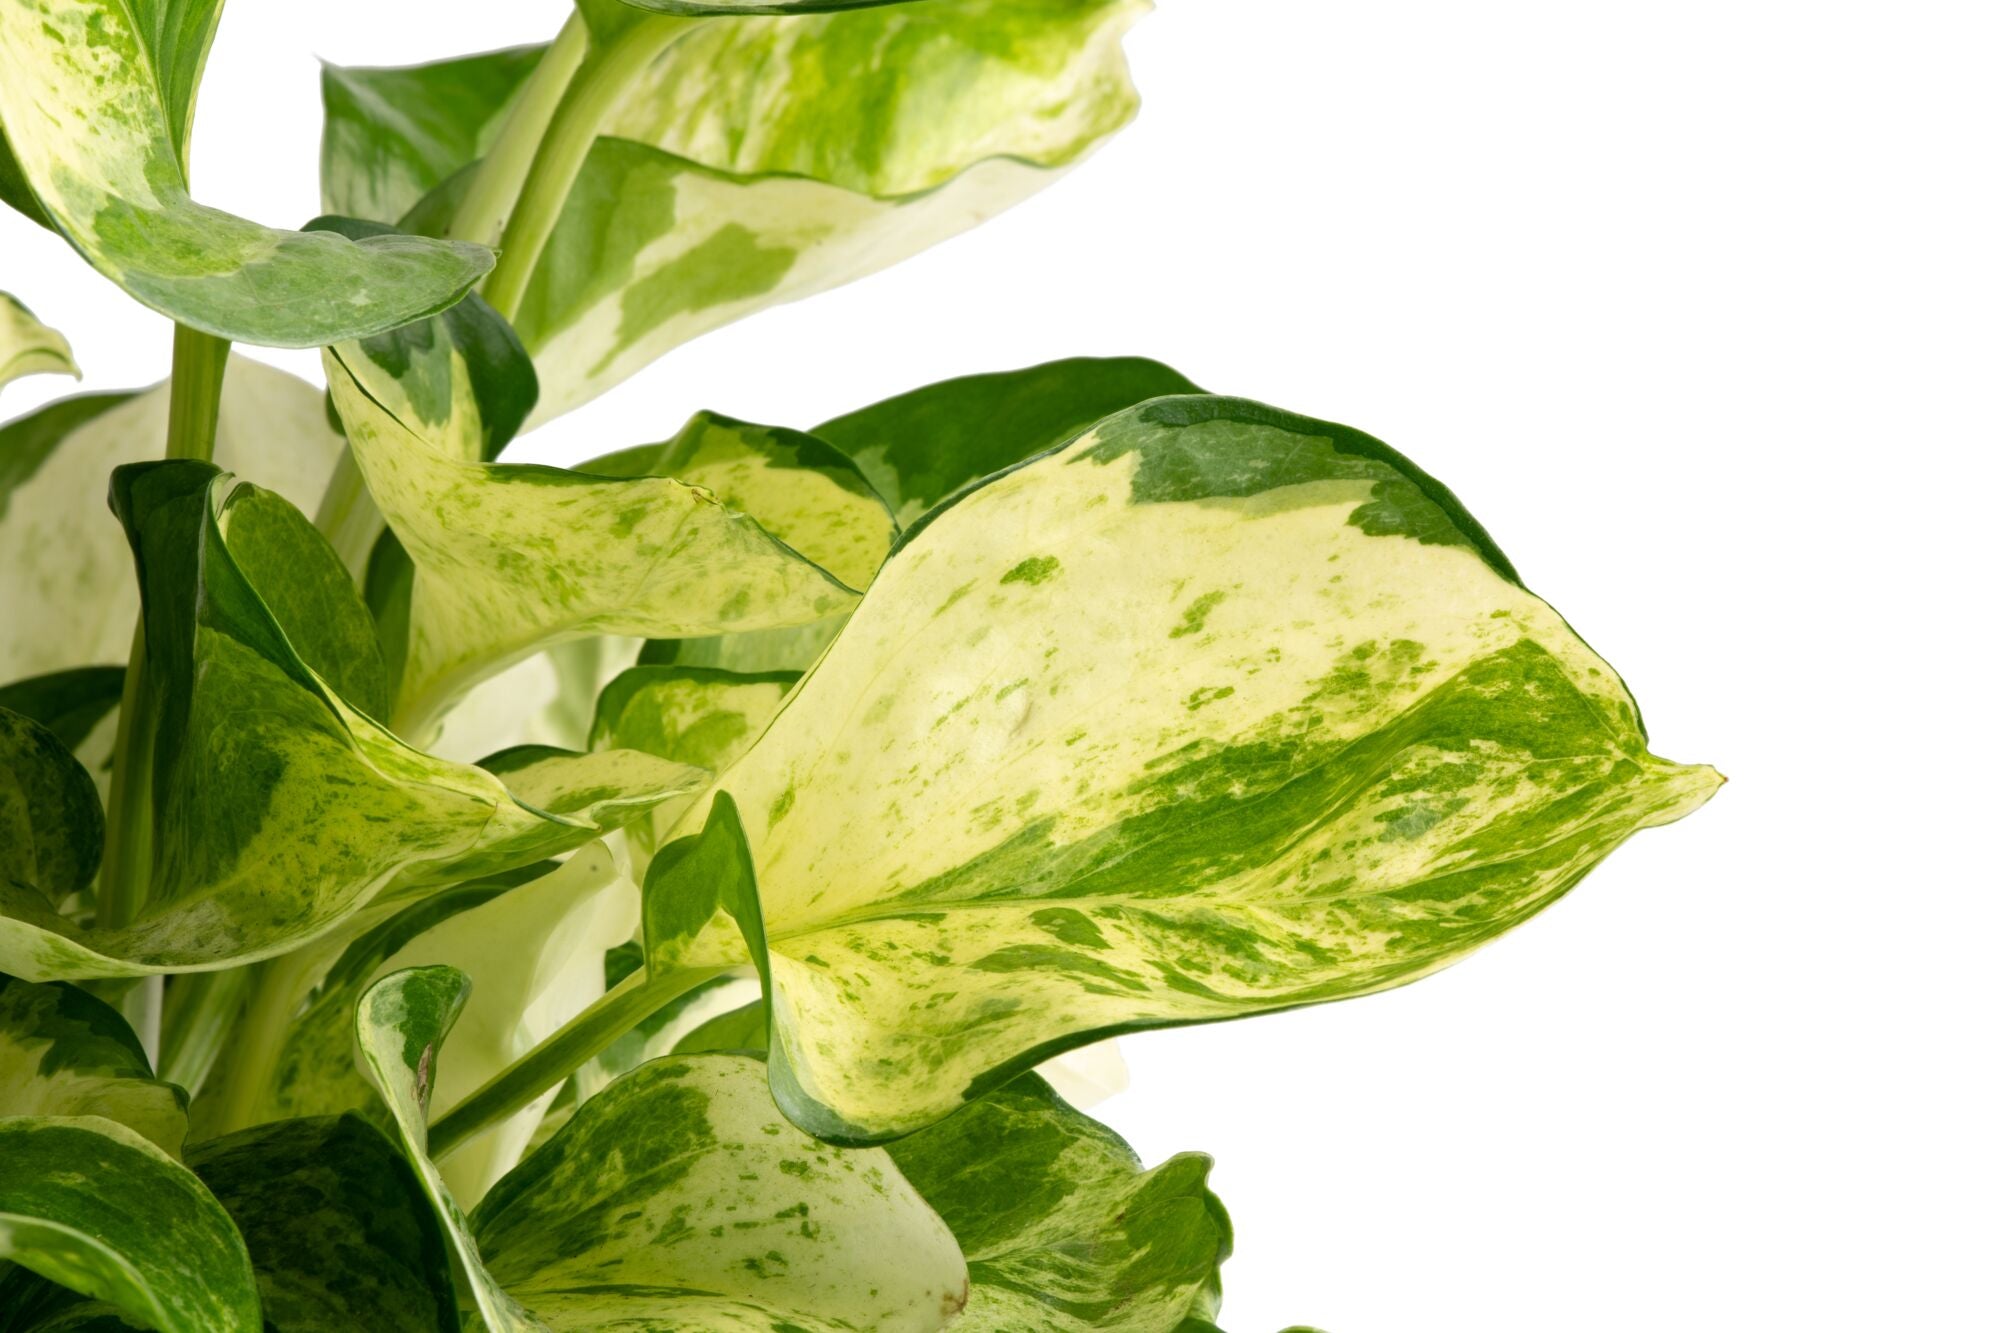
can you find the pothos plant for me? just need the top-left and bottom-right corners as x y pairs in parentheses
(0, 0), (1719, 1328)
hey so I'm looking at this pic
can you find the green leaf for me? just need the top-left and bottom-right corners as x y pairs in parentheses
(0, 975), (187, 1156)
(322, 0), (1145, 420)
(613, 0), (925, 14)
(1, 293), (80, 394)
(185, 1114), (458, 1333)
(0, 464), (695, 980)
(0, 358), (346, 686)
(590, 410), (895, 591)
(0, 668), (125, 755)
(470, 1052), (970, 1331)
(813, 356), (1203, 525)
(0, 1117), (259, 1332)
(654, 394), (1720, 1140)
(320, 46), (545, 226)
(0, 1), (490, 346)
(886, 1074), (1229, 1332)
(0, 707), (103, 910)
(262, 843), (642, 1204)
(323, 345), (856, 737)
(353, 966), (541, 1333)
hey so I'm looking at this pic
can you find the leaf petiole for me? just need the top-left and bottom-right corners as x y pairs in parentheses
(446, 10), (594, 249)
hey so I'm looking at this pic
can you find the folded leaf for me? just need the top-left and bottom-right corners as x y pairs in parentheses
(886, 1074), (1229, 1332)
(1, 358), (345, 685)
(324, 345), (856, 736)
(186, 1114), (458, 1333)
(470, 1052), (970, 1331)
(0, 1), (491, 346)
(264, 843), (640, 1204)
(0, 669), (125, 756)
(0, 1117), (259, 1333)
(321, 0), (1145, 419)
(0, 464), (693, 981)
(0, 708), (103, 910)
(813, 356), (1202, 524)
(353, 967), (541, 1332)
(592, 664), (797, 858)
(660, 395), (1720, 1139)
(0, 975), (187, 1156)
(0, 293), (80, 394)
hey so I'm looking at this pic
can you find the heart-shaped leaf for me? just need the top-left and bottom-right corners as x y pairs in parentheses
(0, 2), (491, 346)
(641, 394), (1718, 1141)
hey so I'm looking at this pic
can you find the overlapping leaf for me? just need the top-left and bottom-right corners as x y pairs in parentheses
(0, 463), (697, 980)
(320, 0), (1146, 419)
(0, 1117), (259, 1333)
(0, 358), (346, 685)
(639, 394), (1719, 1140)
(0, 975), (187, 1155)
(261, 843), (642, 1203)
(355, 964), (970, 1332)
(324, 344), (855, 737)
(0, 293), (79, 394)
(0, 1), (490, 346)
(0, 709), (103, 912)
(186, 1114), (458, 1333)
(886, 1074), (1230, 1332)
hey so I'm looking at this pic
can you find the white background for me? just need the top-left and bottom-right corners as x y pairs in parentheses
(5, 3), (1996, 1328)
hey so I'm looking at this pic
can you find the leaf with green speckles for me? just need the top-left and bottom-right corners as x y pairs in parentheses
(0, 1117), (260, 1332)
(649, 393), (1718, 1141)
(615, 0), (925, 15)
(0, 2), (491, 347)
(0, 464), (697, 981)
(260, 843), (643, 1205)
(324, 345), (856, 740)
(0, 976), (188, 1156)
(1, 359), (345, 687)
(814, 356), (1203, 525)
(0, 293), (79, 394)
(354, 966), (542, 1332)
(886, 1074), (1230, 1332)
(592, 664), (799, 860)
(321, 0), (1145, 421)
(186, 1114), (458, 1333)
(0, 669), (126, 756)
(0, 707), (103, 912)
(469, 1052), (968, 1331)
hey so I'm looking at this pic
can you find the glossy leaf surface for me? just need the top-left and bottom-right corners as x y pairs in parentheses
(660, 396), (1720, 1139)
(0, 1), (490, 346)
(0, 976), (187, 1155)
(0, 708), (103, 910)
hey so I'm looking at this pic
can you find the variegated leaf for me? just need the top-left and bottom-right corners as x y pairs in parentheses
(885, 1074), (1229, 1332)
(0, 464), (695, 981)
(469, 1052), (968, 1331)
(354, 966), (540, 1332)
(262, 843), (640, 1204)
(656, 395), (1720, 1140)
(0, 975), (187, 1156)
(0, 2), (490, 347)
(0, 669), (123, 756)
(185, 1114), (458, 1333)
(324, 345), (855, 738)
(592, 664), (797, 860)
(0, 293), (79, 394)
(0, 357), (346, 685)
(0, 1117), (259, 1333)
(320, 0), (1145, 420)
(813, 355), (1203, 525)
(613, 0), (923, 15)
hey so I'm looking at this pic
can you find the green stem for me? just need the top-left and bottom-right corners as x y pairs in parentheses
(482, 15), (697, 322)
(311, 446), (383, 579)
(158, 969), (251, 1097)
(448, 10), (593, 249)
(429, 964), (726, 1159)
(97, 326), (231, 934)
(198, 946), (321, 1138)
